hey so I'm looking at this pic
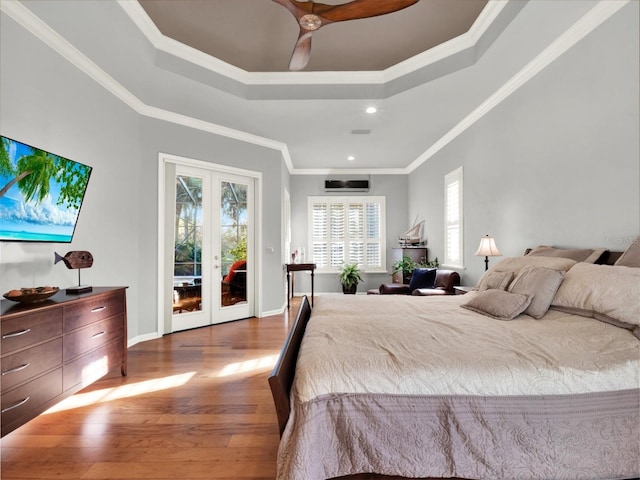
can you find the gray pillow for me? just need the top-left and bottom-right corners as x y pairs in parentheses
(614, 236), (640, 268)
(475, 270), (514, 291)
(526, 245), (606, 263)
(462, 289), (532, 321)
(508, 266), (564, 319)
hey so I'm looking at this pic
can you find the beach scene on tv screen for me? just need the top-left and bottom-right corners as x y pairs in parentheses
(0, 136), (92, 242)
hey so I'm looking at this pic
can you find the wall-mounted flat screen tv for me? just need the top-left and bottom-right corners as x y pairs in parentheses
(0, 135), (92, 243)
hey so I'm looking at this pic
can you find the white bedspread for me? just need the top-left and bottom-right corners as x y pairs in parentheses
(279, 293), (640, 480)
(294, 293), (640, 402)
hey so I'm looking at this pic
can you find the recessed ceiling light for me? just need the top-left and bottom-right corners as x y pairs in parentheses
(347, 155), (355, 161)
(365, 106), (377, 114)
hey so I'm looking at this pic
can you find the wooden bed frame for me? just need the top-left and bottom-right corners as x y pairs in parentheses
(267, 250), (627, 479)
(268, 294), (312, 436)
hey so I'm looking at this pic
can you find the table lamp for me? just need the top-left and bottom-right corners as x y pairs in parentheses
(475, 235), (502, 271)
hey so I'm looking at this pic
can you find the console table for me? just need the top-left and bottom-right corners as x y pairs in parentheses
(286, 263), (316, 308)
(1, 287), (127, 436)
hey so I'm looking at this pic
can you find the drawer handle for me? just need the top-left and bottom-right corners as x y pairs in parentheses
(1, 396), (30, 413)
(1, 363), (30, 376)
(2, 328), (31, 339)
(91, 306), (106, 313)
(91, 331), (106, 339)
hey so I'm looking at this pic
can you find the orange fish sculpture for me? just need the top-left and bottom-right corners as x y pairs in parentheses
(54, 251), (94, 270)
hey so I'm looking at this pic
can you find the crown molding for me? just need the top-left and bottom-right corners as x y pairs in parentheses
(0, 0), (629, 175)
(117, 0), (511, 100)
(0, 0), (294, 173)
(406, 0), (630, 173)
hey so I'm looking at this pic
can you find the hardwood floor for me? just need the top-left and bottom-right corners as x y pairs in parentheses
(1, 299), (300, 480)
(1, 297), (450, 480)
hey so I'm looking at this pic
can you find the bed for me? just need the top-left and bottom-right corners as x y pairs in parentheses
(269, 245), (640, 480)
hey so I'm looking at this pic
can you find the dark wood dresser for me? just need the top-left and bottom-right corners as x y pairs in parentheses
(1, 287), (127, 436)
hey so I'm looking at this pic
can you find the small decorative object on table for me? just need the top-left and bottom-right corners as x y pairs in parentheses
(399, 218), (424, 246)
(54, 250), (94, 293)
(3, 286), (60, 303)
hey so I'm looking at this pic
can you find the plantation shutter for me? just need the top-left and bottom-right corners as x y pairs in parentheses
(309, 196), (385, 272)
(444, 167), (463, 267)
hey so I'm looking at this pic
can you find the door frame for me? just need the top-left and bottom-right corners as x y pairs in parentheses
(157, 152), (262, 336)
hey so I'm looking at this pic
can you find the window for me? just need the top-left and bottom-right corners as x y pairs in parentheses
(444, 167), (463, 268)
(308, 196), (386, 272)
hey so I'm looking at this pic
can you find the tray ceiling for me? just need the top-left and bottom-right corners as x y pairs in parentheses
(137, 0), (488, 73)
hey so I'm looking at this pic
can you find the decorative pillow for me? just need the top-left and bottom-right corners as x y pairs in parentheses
(526, 245), (606, 263)
(462, 289), (532, 321)
(614, 236), (640, 268)
(552, 263), (640, 336)
(475, 271), (514, 291)
(489, 256), (577, 276)
(508, 266), (564, 319)
(408, 268), (437, 292)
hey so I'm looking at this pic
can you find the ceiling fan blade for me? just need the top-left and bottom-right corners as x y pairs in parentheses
(319, 0), (419, 22)
(289, 29), (313, 71)
(272, 0), (304, 18)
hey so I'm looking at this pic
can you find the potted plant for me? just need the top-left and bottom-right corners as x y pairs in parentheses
(419, 257), (440, 268)
(392, 256), (440, 284)
(339, 263), (362, 294)
(392, 256), (418, 284)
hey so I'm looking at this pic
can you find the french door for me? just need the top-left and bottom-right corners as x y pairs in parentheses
(161, 159), (255, 334)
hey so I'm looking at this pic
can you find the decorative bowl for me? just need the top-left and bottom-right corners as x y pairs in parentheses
(3, 287), (60, 304)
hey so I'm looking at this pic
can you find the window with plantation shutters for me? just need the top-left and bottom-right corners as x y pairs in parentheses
(444, 167), (464, 268)
(309, 196), (386, 272)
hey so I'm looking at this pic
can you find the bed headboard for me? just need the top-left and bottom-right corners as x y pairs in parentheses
(523, 248), (624, 265)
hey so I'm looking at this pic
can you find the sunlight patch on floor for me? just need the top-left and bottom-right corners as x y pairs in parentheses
(43, 372), (196, 414)
(217, 354), (279, 377)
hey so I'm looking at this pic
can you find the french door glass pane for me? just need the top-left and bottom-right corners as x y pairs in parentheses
(220, 181), (248, 307)
(173, 175), (203, 314)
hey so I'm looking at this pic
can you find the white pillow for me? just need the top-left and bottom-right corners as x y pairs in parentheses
(508, 266), (564, 319)
(490, 256), (576, 275)
(462, 289), (532, 321)
(552, 263), (640, 336)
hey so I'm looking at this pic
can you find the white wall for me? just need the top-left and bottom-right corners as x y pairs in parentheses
(0, 10), (289, 342)
(408, 1), (640, 286)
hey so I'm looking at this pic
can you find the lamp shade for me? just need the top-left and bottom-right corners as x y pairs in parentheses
(475, 235), (502, 257)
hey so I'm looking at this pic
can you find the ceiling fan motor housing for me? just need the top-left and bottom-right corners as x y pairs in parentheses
(299, 14), (322, 30)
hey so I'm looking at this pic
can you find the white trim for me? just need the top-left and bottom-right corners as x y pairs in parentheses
(444, 167), (464, 270)
(308, 195), (387, 273)
(157, 153), (263, 336)
(127, 333), (161, 349)
(0, 0), (293, 173)
(0, 0), (627, 175)
(160, 152), (262, 179)
(116, 0), (508, 87)
(406, 0), (630, 173)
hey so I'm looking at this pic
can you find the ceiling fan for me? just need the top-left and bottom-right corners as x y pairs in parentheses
(273, 0), (420, 71)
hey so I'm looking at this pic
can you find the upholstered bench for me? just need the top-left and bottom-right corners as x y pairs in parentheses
(370, 269), (461, 296)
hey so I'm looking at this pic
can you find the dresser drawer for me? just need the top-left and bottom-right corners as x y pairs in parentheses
(1, 338), (63, 393)
(64, 291), (124, 332)
(1, 308), (63, 354)
(63, 339), (124, 392)
(63, 314), (124, 363)
(1, 367), (62, 435)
